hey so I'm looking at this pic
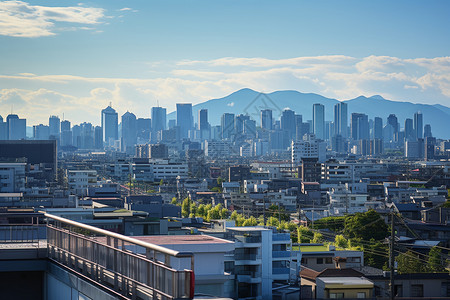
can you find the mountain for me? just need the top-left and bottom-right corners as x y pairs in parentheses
(167, 88), (450, 139)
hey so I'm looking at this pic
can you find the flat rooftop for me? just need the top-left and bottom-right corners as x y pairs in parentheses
(131, 235), (234, 245)
(227, 226), (270, 232)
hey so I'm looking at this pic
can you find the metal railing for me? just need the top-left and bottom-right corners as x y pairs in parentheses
(44, 213), (195, 300)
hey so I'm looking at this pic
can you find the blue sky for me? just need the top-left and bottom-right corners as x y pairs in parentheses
(1, 0), (450, 125)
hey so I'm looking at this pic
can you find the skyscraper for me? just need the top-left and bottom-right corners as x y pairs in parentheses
(312, 104), (325, 140)
(221, 113), (235, 139)
(373, 117), (383, 140)
(334, 102), (348, 138)
(176, 103), (193, 139)
(7, 114), (26, 140)
(261, 109), (273, 131)
(49, 115), (60, 139)
(151, 106), (166, 142)
(121, 111), (137, 153)
(281, 109), (296, 139)
(424, 124), (432, 138)
(0, 115), (6, 140)
(387, 114), (399, 134)
(351, 113), (369, 140)
(101, 105), (118, 145)
(404, 118), (414, 141)
(414, 111), (423, 140)
(198, 109), (208, 131)
(235, 114), (250, 135)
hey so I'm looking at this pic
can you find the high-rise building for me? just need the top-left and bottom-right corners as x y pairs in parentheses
(221, 113), (235, 139)
(101, 105), (118, 145)
(404, 118), (414, 141)
(373, 117), (383, 140)
(198, 109), (208, 131)
(121, 111), (137, 153)
(33, 124), (50, 140)
(243, 119), (256, 137)
(235, 114), (250, 135)
(334, 102), (348, 138)
(0, 115), (7, 140)
(61, 120), (71, 132)
(261, 109), (273, 131)
(151, 107), (166, 142)
(136, 118), (151, 142)
(60, 120), (72, 147)
(49, 115), (60, 139)
(176, 103), (193, 139)
(414, 111), (423, 140)
(280, 109), (296, 140)
(351, 113), (369, 140)
(312, 104), (325, 140)
(7, 114), (26, 140)
(94, 126), (103, 149)
(424, 124), (432, 139)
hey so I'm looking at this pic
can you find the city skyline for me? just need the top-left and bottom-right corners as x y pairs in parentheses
(1, 1), (450, 125)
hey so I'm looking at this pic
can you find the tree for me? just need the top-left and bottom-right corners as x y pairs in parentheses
(220, 208), (229, 219)
(343, 210), (388, 242)
(266, 216), (279, 228)
(181, 197), (191, 217)
(171, 197), (179, 205)
(297, 226), (312, 243)
(159, 179), (164, 186)
(312, 232), (324, 243)
(242, 216), (258, 227)
(428, 247), (446, 273)
(334, 234), (349, 249)
(364, 239), (388, 269)
(396, 250), (426, 274)
(312, 216), (346, 232)
(197, 204), (206, 218)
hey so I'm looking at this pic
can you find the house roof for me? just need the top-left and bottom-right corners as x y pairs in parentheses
(300, 268), (365, 281)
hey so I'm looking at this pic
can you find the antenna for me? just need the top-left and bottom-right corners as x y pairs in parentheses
(109, 101), (112, 107)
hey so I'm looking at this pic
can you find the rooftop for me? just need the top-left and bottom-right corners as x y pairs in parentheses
(113, 234), (234, 245)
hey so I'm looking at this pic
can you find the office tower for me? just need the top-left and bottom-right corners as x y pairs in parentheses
(176, 103), (193, 139)
(373, 117), (383, 140)
(121, 111), (137, 153)
(48, 115), (60, 139)
(61, 120), (71, 132)
(351, 113), (369, 140)
(221, 113), (235, 139)
(281, 109), (296, 140)
(101, 105), (118, 145)
(94, 126), (102, 149)
(136, 118), (151, 142)
(312, 104), (325, 140)
(425, 137), (436, 160)
(0, 115), (7, 140)
(294, 114), (303, 140)
(387, 114), (399, 134)
(7, 114), (26, 140)
(198, 109), (208, 131)
(404, 118), (414, 141)
(33, 124), (49, 140)
(334, 102), (348, 138)
(235, 114), (250, 135)
(261, 109), (273, 131)
(414, 111), (423, 140)
(60, 120), (72, 147)
(423, 124), (432, 139)
(80, 122), (94, 149)
(243, 119), (256, 137)
(151, 106), (167, 142)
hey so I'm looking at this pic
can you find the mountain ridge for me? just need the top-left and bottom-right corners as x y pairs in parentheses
(167, 88), (450, 139)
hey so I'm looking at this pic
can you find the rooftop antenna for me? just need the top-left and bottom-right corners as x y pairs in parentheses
(62, 113), (65, 121)
(109, 101), (112, 108)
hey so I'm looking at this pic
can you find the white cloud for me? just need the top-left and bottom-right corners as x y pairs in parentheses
(1, 55), (450, 125)
(0, 1), (105, 37)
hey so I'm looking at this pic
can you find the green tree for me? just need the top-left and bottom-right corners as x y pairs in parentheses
(364, 239), (388, 269)
(220, 208), (229, 219)
(266, 216), (279, 228)
(197, 204), (206, 218)
(190, 202), (197, 216)
(242, 216), (258, 226)
(312, 232), (324, 243)
(396, 250), (427, 274)
(217, 177), (224, 186)
(171, 197), (178, 205)
(181, 197), (191, 217)
(159, 179), (164, 186)
(428, 247), (446, 273)
(312, 216), (346, 232)
(334, 234), (349, 249)
(297, 226), (312, 243)
(343, 210), (388, 242)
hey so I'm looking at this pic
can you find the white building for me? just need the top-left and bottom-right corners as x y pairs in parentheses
(67, 170), (97, 196)
(0, 163), (26, 193)
(327, 185), (368, 216)
(291, 134), (326, 164)
(226, 227), (294, 300)
(205, 140), (232, 157)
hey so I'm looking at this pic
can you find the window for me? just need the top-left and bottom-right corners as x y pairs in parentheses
(325, 257), (333, 264)
(357, 292), (366, 298)
(329, 293), (344, 298)
(317, 258), (323, 264)
(411, 284), (424, 297)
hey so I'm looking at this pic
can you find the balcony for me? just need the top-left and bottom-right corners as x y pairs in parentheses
(235, 235), (261, 244)
(234, 253), (262, 266)
(272, 267), (290, 274)
(0, 212), (195, 299)
(272, 250), (291, 258)
(272, 233), (290, 242)
(236, 271), (262, 283)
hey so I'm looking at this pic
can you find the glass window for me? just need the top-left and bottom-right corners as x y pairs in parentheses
(357, 292), (366, 298)
(325, 257), (333, 264)
(411, 285), (424, 297)
(317, 258), (323, 264)
(329, 293), (344, 298)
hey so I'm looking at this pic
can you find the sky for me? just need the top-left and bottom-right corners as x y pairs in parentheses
(1, 0), (450, 126)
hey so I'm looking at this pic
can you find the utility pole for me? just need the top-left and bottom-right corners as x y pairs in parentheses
(390, 211), (395, 300)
